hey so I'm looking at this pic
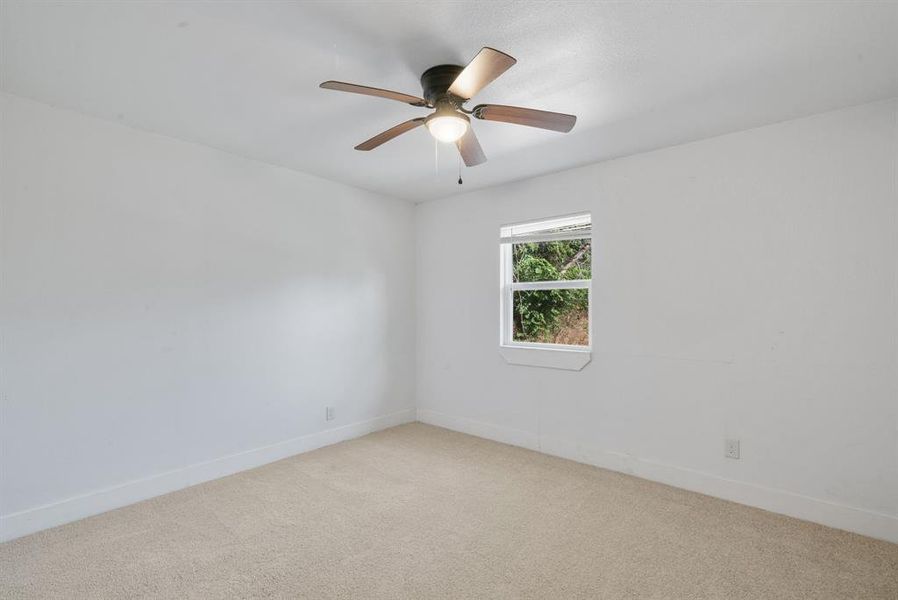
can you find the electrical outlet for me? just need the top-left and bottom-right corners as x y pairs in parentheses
(725, 439), (740, 459)
(325, 406), (335, 421)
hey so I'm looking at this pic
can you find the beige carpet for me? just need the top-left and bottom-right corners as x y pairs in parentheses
(1, 423), (896, 599)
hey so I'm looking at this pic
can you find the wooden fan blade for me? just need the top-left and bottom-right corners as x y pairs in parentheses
(473, 104), (576, 133)
(447, 47), (516, 100)
(320, 81), (426, 106)
(456, 126), (487, 167)
(355, 118), (426, 151)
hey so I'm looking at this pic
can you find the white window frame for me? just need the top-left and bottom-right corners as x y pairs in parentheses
(499, 213), (592, 370)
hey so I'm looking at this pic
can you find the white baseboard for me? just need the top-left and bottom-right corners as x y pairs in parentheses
(6, 407), (895, 546)
(0, 408), (416, 543)
(415, 407), (541, 451)
(416, 408), (898, 544)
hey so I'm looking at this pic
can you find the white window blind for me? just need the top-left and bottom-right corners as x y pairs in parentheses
(499, 213), (591, 244)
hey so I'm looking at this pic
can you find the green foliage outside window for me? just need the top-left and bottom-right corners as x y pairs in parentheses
(513, 239), (590, 345)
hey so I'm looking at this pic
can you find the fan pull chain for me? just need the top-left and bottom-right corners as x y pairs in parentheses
(434, 137), (439, 176)
(458, 153), (463, 185)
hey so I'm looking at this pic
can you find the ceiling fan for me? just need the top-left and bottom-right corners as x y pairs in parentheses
(320, 47), (577, 167)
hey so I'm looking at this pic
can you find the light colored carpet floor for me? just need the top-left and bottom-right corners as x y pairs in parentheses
(1, 423), (896, 599)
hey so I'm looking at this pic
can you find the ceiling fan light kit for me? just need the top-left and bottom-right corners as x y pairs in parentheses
(425, 108), (469, 143)
(320, 47), (577, 169)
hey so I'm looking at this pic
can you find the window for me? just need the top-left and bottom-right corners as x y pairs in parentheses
(499, 213), (591, 369)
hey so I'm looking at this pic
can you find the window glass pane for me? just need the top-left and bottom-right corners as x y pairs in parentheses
(513, 239), (591, 282)
(513, 289), (589, 346)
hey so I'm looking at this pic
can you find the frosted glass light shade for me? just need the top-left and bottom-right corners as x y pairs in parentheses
(425, 114), (468, 143)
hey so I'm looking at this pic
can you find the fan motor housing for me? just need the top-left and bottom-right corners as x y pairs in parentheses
(420, 64), (465, 106)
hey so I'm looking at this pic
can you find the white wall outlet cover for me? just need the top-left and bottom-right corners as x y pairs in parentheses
(725, 439), (741, 459)
(326, 406), (335, 421)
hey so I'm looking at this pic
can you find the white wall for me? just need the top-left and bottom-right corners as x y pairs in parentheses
(416, 100), (898, 543)
(3, 93), (896, 546)
(0, 94), (416, 540)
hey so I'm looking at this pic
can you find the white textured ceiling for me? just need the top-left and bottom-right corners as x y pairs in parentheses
(2, 1), (896, 202)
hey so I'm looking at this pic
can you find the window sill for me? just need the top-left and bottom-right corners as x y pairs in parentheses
(499, 345), (591, 371)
